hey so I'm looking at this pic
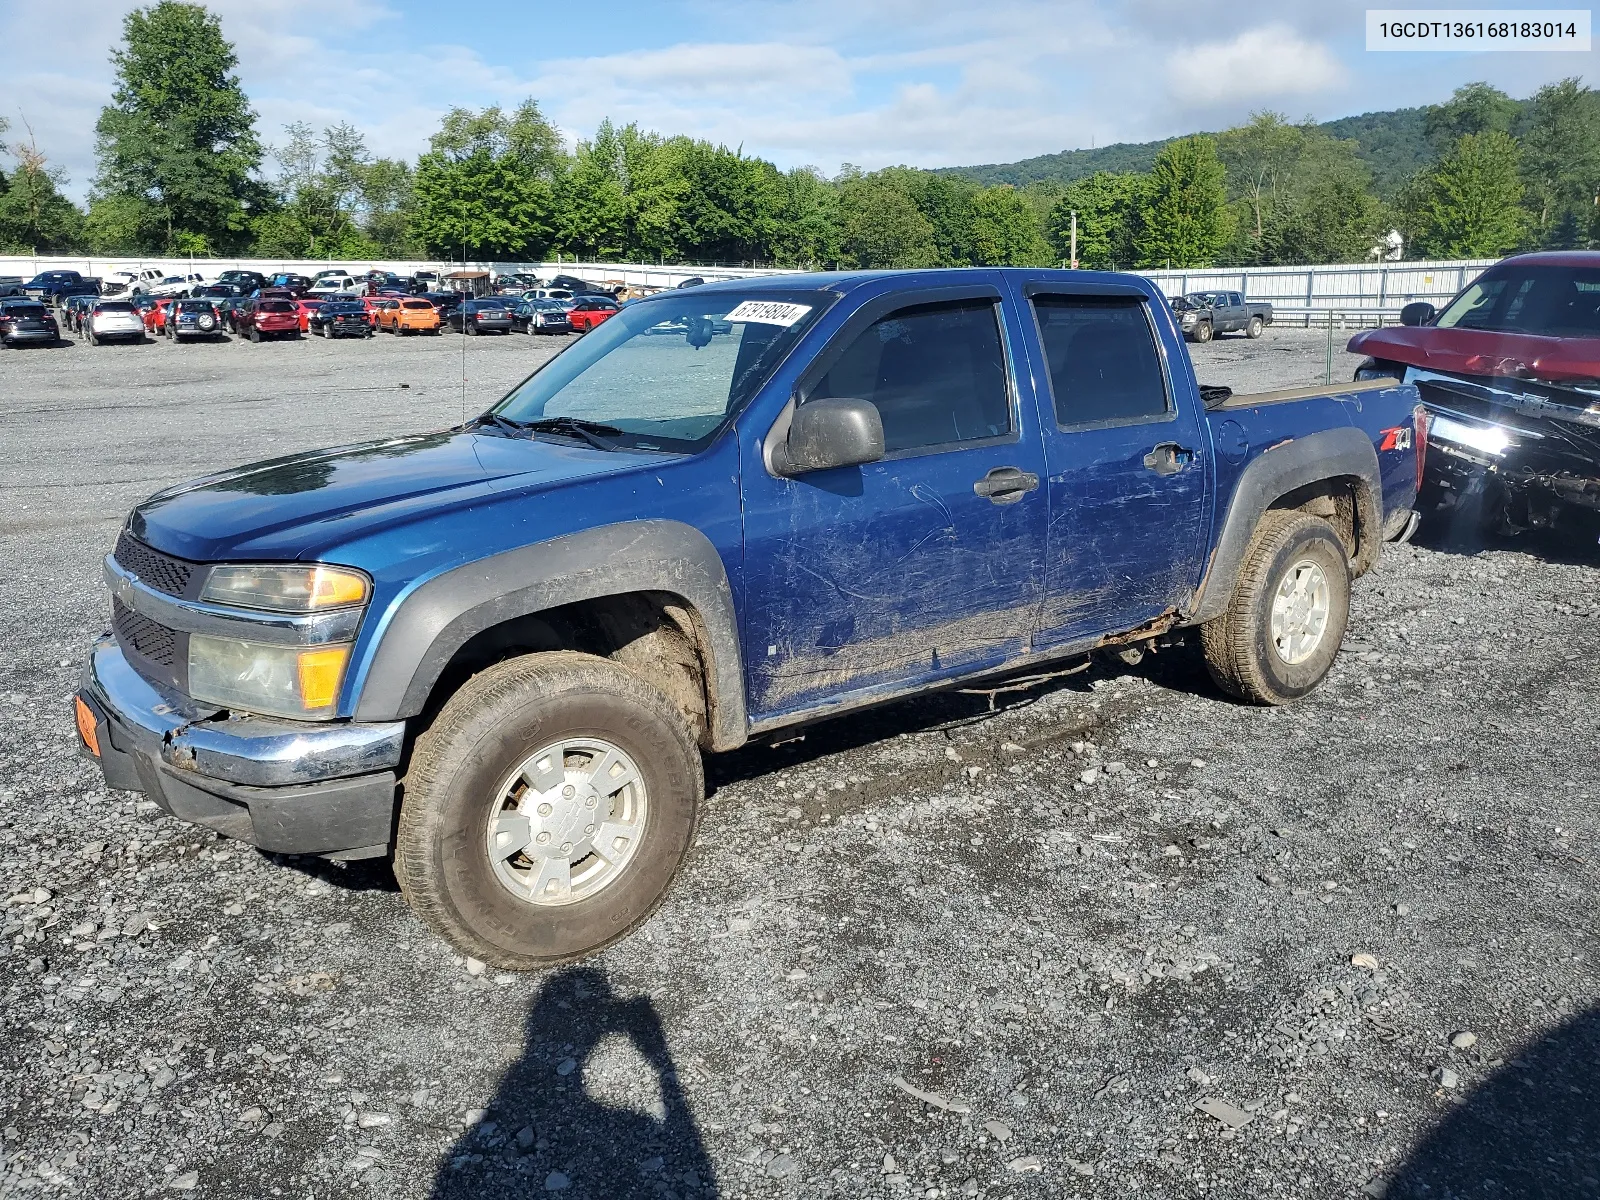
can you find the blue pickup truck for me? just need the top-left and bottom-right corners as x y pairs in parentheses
(76, 269), (1425, 968)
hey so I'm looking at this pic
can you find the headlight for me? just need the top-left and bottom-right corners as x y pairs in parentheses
(201, 564), (369, 612)
(1180, 312), (1196, 324)
(188, 636), (351, 718)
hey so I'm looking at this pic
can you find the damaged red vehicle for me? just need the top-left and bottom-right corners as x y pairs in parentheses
(1349, 251), (1600, 536)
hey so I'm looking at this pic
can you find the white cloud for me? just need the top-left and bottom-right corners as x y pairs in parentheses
(1164, 24), (1345, 103)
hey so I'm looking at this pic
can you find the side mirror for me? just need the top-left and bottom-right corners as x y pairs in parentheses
(771, 397), (885, 476)
(1399, 301), (1435, 327)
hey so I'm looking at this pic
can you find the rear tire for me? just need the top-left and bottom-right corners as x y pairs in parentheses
(1200, 511), (1350, 705)
(1246, 316), (1263, 339)
(395, 651), (703, 970)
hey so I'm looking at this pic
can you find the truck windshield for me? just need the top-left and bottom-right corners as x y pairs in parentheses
(1435, 264), (1600, 337)
(493, 289), (836, 453)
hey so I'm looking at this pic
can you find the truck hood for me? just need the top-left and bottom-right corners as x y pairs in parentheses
(128, 429), (665, 562)
(1349, 325), (1600, 384)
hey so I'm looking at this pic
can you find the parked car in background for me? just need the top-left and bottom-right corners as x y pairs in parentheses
(133, 295), (171, 335)
(293, 298), (321, 333)
(567, 295), (620, 333)
(166, 298), (224, 341)
(0, 301), (59, 348)
(509, 298), (572, 335)
(309, 275), (362, 300)
(23, 270), (100, 304)
(102, 268), (165, 297)
(1348, 250), (1600, 537)
(62, 294), (97, 335)
(521, 287), (574, 303)
(85, 301), (148, 346)
(420, 291), (467, 322)
(269, 274), (314, 296)
(192, 283), (244, 302)
(0, 277), (25, 297)
(409, 271), (439, 293)
(448, 298), (514, 334)
(147, 274), (201, 299)
(1171, 292), (1272, 343)
(308, 301), (373, 339)
(373, 297), (442, 335)
(217, 270), (268, 295)
(234, 297), (302, 342)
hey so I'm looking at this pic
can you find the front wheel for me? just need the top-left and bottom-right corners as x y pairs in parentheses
(1200, 511), (1350, 705)
(1190, 321), (1212, 343)
(395, 651), (703, 970)
(249, 327), (261, 343)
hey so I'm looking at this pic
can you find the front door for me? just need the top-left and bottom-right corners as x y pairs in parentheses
(1014, 286), (1211, 649)
(741, 286), (1048, 724)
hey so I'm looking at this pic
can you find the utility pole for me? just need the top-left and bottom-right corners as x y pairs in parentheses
(1069, 210), (1078, 269)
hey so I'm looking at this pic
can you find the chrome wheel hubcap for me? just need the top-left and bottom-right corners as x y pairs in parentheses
(485, 737), (648, 906)
(1270, 559), (1331, 665)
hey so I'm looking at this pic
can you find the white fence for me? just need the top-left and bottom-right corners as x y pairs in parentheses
(1135, 258), (1497, 327)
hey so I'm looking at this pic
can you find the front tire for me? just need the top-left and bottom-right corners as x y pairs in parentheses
(395, 651), (703, 970)
(1191, 320), (1212, 344)
(1200, 511), (1350, 705)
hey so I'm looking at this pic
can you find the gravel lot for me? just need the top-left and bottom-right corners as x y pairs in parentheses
(1, 324), (1597, 1200)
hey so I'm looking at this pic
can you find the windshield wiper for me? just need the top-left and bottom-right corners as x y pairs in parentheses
(472, 412), (531, 438)
(522, 416), (622, 451)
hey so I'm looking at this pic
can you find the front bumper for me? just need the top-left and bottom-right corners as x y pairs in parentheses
(77, 637), (405, 858)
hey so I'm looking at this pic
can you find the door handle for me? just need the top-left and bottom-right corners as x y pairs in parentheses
(973, 466), (1040, 505)
(1142, 442), (1194, 476)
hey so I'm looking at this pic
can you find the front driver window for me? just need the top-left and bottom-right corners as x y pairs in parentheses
(807, 299), (1013, 455)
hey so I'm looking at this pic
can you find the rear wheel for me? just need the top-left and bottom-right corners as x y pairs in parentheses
(249, 327), (261, 343)
(1246, 316), (1263, 339)
(1200, 511), (1350, 705)
(395, 651), (702, 969)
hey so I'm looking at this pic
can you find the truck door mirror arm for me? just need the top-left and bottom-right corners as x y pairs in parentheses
(768, 397), (886, 477)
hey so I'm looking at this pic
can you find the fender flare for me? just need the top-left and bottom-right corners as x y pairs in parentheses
(352, 520), (747, 749)
(1186, 426), (1382, 625)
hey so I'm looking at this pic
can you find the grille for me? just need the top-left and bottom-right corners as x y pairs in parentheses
(112, 599), (177, 667)
(114, 532), (196, 598)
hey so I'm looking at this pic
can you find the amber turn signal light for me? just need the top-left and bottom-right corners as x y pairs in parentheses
(74, 697), (100, 757)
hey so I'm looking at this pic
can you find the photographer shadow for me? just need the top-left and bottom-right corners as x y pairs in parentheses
(1387, 1005), (1600, 1199)
(430, 965), (718, 1200)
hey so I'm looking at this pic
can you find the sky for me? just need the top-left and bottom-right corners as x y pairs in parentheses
(2, 0), (1597, 202)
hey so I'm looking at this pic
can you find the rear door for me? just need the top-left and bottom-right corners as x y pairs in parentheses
(1010, 279), (1211, 649)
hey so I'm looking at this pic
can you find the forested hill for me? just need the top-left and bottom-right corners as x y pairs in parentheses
(942, 104), (1446, 198)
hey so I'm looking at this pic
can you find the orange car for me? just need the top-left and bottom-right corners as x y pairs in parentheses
(374, 297), (442, 336)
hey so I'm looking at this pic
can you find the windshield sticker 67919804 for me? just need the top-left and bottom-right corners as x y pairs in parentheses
(725, 300), (812, 327)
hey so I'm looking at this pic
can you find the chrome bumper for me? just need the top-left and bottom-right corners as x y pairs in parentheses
(81, 636), (404, 787)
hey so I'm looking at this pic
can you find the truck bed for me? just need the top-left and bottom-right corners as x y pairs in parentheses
(1211, 378), (1401, 409)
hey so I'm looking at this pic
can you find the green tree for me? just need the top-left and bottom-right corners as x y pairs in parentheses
(1424, 82), (1518, 152)
(0, 120), (85, 253)
(968, 185), (1051, 265)
(359, 158), (418, 256)
(412, 149), (550, 260)
(93, 1), (265, 253)
(1520, 78), (1600, 247)
(837, 171), (938, 267)
(770, 166), (840, 268)
(556, 119), (629, 258)
(1047, 171), (1143, 268)
(1135, 136), (1233, 267)
(84, 192), (162, 254)
(1405, 131), (1526, 257)
(253, 122), (377, 258)
(1216, 112), (1303, 246)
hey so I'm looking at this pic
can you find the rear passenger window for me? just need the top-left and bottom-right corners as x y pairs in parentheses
(808, 299), (1012, 454)
(1031, 296), (1170, 428)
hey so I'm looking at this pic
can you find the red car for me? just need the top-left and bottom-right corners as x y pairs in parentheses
(1349, 250), (1600, 537)
(566, 296), (619, 332)
(235, 298), (302, 342)
(135, 295), (173, 334)
(293, 298), (321, 333)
